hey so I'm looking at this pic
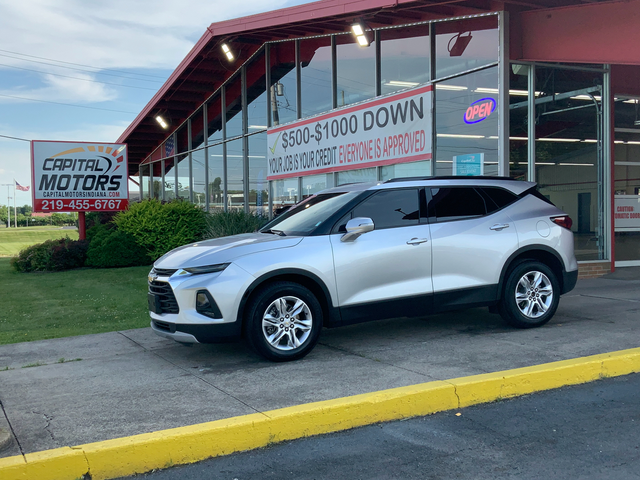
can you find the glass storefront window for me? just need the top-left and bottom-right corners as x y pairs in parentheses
(300, 36), (332, 117)
(534, 66), (604, 261)
(509, 63), (530, 181)
(177, 154), (190, 200)
(435, 16), (498, 79)
(163, 157), (177, 200)
(207, 94), (223, 144)
(337, 167), (377, 185)
(226, 139), (244, 210)
(272, 178), (299, 214)
(270, 42), (298, 126)
(225, 75), (243, 140)
(301, 174), (327, 198)
(380, 25), (430, 95)
(151, 161), (162, 199)
(248, 133), (268, 215)
(381, 161), (430, 181)
(208, 142), (224, 212)
(192, 147), (206, 208)
(176, 124), (189, 154)
(336, 34), (375, 106)
(613, 98), (640, 264)
(140, 164), (150, 200)
(435, 66), (499, 176)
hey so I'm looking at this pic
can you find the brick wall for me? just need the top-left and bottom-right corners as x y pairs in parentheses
(578, 262), (612, 279)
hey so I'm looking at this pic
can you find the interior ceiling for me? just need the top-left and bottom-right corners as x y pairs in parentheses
(120, 0), (610, 175)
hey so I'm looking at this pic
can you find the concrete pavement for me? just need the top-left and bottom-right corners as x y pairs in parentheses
(0, 268), (639, 478)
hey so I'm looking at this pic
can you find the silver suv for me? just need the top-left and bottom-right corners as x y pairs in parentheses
(148, 177), (578, 362)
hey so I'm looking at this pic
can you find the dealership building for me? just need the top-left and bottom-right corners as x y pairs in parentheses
(117, 0), (640, 275)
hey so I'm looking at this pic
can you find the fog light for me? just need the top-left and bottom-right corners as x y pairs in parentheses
(195, 290), (223, 319)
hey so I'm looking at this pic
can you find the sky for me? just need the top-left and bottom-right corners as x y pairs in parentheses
(0, 0), (315, 208)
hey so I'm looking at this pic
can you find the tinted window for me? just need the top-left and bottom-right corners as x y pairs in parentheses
(429, 187), (486, 221)
(478, 187), (518, 214)
(352, 189), (420, 230)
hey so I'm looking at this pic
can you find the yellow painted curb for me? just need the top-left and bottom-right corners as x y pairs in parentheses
(1, 347), (639, 480)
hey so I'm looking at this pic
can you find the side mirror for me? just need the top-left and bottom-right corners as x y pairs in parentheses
(341, 217), (374, 242)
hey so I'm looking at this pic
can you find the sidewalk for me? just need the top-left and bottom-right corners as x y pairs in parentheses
(1, 268), (639, 476)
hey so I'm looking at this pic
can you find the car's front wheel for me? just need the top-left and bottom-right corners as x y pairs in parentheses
(498, 261), (560, 328)
(246, 281), (323, 362)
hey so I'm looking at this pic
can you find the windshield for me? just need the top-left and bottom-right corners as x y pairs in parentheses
(261, 192), (359, 236)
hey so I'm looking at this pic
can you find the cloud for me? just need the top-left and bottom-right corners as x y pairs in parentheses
(0, 0), (291, 70)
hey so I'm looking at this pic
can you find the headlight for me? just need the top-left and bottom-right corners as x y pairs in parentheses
(182, 263), (230, 275)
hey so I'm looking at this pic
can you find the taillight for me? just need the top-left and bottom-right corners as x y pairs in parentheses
(551, 215), (573, 230)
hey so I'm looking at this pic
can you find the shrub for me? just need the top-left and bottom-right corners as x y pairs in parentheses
(207, 210), (270, 238)
(11, 238), (89, 272)
(114, 199), (209, 260)
(86, 229), (151, 268)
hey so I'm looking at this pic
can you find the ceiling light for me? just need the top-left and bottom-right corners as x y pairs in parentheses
(351, 22), (370, 47)
(436, 84), (468, 91)
(475, 87), (499, 94)
(155, 115), (169, 129)
(221, 43), (234, 61)
(385, 81), (419, 88)
(437, 134), (485, 139)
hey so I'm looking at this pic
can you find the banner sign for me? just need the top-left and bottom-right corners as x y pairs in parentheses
(267, 84), (433, 180)
(31, 141), (128, 212)
(453, 153), (484, 176)
(614, 195), (640, 231)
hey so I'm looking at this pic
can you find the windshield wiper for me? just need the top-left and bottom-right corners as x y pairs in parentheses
(263, 229), (286, 236)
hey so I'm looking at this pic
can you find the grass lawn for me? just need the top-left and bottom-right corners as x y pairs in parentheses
(0, 257), (151, 345)
(0, 226), (79, 257)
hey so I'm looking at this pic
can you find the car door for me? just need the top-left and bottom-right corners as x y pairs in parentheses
(330, 188), (433, 324)
(427, 186), (519, 308)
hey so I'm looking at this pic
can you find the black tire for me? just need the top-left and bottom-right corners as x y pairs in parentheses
(498, 261), (560, 329)
(245, 281), (323, 362)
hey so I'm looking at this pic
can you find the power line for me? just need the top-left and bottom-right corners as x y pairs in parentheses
(0, 48), (168, 80)
(0, 134), (31, 142)
(0, 93), (138, 114)
(0, 62), (158, 91)
(0, 52), (164, 84)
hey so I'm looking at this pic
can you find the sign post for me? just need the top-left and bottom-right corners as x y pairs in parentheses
(31, 141), (129, 239)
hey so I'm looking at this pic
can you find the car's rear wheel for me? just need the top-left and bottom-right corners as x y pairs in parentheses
(246, 281), (323, 362)
(498, 261), (560, 328)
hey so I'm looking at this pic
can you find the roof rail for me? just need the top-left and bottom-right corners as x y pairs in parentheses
(384, 175), (518, 183)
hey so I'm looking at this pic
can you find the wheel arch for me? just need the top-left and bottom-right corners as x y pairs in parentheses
(498, 246), (566, 300)
(237, 269), (340, 337)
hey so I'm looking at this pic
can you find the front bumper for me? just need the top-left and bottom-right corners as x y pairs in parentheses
(151, 319), (241, 343)
(148, 263), (253, 344)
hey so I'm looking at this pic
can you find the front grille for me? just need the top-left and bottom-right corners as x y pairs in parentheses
(153, 268), (178, 277)
(149, 280), (180, 314)
(153, 320), (176, 333)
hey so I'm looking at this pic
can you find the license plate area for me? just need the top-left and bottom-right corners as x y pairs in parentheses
(148, 293), (163, 314)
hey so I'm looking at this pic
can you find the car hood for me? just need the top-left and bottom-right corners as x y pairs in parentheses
(154, 232), (303, 270)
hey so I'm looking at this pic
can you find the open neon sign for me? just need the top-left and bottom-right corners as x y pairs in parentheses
(464, 98), (496, 124)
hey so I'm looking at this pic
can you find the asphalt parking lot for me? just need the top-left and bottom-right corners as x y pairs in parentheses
(0, 268), (639, 477)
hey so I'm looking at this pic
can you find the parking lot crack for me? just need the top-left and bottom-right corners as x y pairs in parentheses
(32, 410), (56, 443)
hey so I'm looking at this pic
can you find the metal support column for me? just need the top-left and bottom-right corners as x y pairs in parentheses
(528, 64), (536, 182)
(498, 11), (510, 177)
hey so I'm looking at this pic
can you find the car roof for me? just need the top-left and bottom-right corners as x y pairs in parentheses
(319, 176), (535, 196)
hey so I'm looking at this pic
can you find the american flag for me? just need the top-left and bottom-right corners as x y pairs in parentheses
(165, 137), (175, 157)
(15, 180), (29, 192)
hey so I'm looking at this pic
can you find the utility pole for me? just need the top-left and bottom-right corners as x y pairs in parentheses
(1, 184), (11, 228)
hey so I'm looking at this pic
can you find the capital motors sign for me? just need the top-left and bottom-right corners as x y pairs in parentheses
(31, 141), (128, 213)
(464, 97), (496, 124)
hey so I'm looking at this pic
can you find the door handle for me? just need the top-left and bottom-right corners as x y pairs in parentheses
(490, 223), (510, 231)
(406, 237), (429, 245)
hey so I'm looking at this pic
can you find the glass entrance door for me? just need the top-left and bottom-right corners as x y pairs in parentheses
(533, 66), (606, 261)
(614, 96), (640, 266)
